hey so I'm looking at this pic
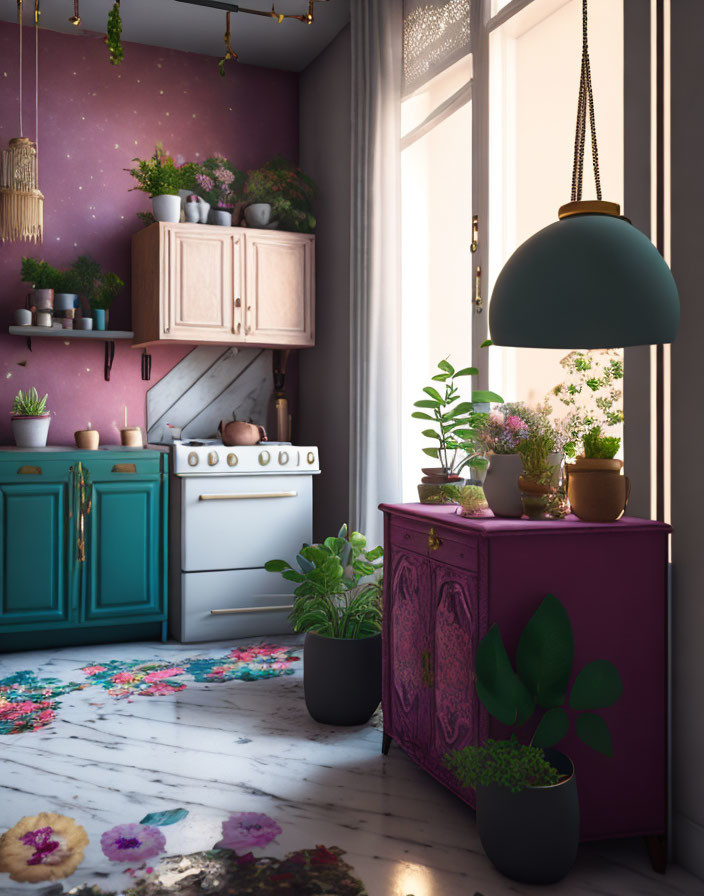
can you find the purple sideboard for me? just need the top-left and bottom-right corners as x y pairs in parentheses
(379, 503), (669, 843)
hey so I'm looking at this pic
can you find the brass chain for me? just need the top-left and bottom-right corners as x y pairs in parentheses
(570, 0), (602, 202)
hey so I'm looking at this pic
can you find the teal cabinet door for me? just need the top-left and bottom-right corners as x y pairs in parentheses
(84, 479), (163, 620)
(0, 482), (72, 626)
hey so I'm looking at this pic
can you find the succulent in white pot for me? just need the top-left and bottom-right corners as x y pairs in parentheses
(11, 388), (51, 448)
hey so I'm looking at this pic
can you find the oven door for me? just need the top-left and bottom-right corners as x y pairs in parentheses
(180, 474), (313, 572)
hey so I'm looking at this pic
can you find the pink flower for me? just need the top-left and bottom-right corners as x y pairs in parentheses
(505, 415), (528, 431)
(101, 824), (165, 863)
(82, 666), (107, 676)
(143, 668), (185, 682)
(112, 672), (137, 684)
(195, 173), (214, 193)
(142, 683), (186, 696)
(214, 166), (235, 185)
(216, 812), (281, 851)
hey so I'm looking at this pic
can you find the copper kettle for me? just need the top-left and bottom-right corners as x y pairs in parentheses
(218, 419), (267, 446)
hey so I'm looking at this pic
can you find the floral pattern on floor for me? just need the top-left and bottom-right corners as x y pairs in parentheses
(0, 672), (87, 735)
(65, 846), (368, 896)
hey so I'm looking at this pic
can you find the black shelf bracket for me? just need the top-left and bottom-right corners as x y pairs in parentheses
(104, 340), (115, 381)
(26, 336), (32, 351)
(141, 349), (152, 381)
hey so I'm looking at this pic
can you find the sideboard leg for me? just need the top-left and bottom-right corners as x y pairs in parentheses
(382, 732), (393, 755)
(645, 834), (667, 873)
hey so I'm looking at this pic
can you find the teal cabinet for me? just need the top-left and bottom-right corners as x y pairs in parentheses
(85, 478), (162, 620)
(0, 481), (72, 625)
(0, 449), (168, 650)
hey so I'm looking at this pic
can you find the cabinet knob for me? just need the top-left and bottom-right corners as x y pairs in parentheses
(278, 450), (289, 465)
(258, 450), (271, 466)
(235, 297), (241, 308)
(427, 527), (442, 551)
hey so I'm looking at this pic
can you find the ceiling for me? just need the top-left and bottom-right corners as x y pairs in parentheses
(1, 0), (350, 71)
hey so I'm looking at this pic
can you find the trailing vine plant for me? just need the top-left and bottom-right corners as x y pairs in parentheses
(106, 0), (124, 66)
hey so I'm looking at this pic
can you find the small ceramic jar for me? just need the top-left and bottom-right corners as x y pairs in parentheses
(35, 310), (52, 328)
(62, 318), (74, 329)
(120, 426), (143, 448)
(78, 317), (93, 330)
(75, 429), (99, 450)
(13, 308), (32, 326)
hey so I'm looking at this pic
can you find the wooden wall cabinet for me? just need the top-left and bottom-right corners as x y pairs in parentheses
(132, 222), (315, 348)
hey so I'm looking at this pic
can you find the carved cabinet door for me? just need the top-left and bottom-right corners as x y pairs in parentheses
(387, 549), (435, 756)
(430, 561), (482, 792)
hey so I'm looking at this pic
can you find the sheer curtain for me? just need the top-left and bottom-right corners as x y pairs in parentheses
(349, 0), (404, 547)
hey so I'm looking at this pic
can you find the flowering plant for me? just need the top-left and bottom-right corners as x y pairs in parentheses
(478, 401), (561, 455)
(244, 157), (316, 233)
(193, 155), (246, 209)
(127, 144), (197, 198)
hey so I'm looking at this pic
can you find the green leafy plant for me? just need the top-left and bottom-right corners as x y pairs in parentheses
(70, 256), (123, 311)
(437, 483), (488, 515)
(444, 738), (562, 793)
(413, 358), (502, 478)
(264, 524), (383, 639)
(582, 426), (621, 460)
(20, 257), (77, 293)
(443, 594), (622, 795)
(127, 145), (197, 198)
(517, 430), (556, 486)
(244, 157), (317, 233)
(550, 349), (623, 456)
(106, 0), (124, 65)
(11, 387), (48, 417)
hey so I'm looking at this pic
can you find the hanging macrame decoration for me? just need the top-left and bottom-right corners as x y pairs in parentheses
(0, 0), (43, 244)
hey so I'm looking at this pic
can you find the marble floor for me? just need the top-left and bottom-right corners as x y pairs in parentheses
(1, 636), (703, 896)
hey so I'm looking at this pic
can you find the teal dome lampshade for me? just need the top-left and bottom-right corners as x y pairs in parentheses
(489, 200), (680, 349)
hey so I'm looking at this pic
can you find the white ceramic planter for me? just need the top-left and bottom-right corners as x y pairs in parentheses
(184, 202), (200, 223)
(152, 193), (182, 223)
(54, 293), (78, 312)
(12, 415), (51, 448)
(483, 453), (525, 518)
(198, 198), (210, 224)
(245, 203), (272, 228)
(13, 308), (32, 326)
(208, 209), (232, 226)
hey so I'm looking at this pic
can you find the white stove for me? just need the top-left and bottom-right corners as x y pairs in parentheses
(172, 439), (320, 476)
(169, 439), (320, 642)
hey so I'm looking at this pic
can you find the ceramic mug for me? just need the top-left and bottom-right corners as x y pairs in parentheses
(78, 317), (93, 330)
(35, 310), (52, 328)
(75, 429), (99, 450)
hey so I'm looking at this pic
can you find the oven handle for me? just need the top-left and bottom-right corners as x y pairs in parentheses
(198, 491), (298, 501)
(210, 604), (294, 615)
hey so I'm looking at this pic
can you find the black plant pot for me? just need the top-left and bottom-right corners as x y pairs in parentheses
(476, 749), (579, 885)
(303, 631), (381, 726)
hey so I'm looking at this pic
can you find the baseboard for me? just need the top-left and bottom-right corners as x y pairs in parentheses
(675, 811), (704, 880)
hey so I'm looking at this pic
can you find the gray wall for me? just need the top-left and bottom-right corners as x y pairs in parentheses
(671, 0), (704, 878)
(298, 25), (352, 541)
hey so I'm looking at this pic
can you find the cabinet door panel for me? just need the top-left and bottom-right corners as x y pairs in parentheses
(431, 563), (482, 788)
(387, 549), (434, 752)
(0, 483), (71, 625)
(85, 480), (162, 620)
(167, 229), (239, 340)
(245, 233), (314, 346)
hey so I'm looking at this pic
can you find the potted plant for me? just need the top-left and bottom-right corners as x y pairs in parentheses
(567, 427), (629, 522)
(437, 482), (490, 518)
(265, 524), (383, 726)
(70, 256), (124, 330)
(444, 595), (622, 884)
(478, 402), (564, 518)
(413, 358), (502, 503)
(517, 430), (561, 520)
(11, 388), (51, 448)
(127, 145), (197, 223)
(192, 155), (246, 226)
(243, 157), (317, 233)
(20, 257), (60, 313)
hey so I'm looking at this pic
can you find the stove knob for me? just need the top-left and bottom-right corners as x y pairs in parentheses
(258, 449), (271, 466)
(227, 452), (238, 467)
(188, 452), (199, 467)
(278, 450), (289, 466)
(307, 451), (316, 465)
(208, 450), (219, 467)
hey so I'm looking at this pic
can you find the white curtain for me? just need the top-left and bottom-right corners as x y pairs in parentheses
(349, 0), (404, 548)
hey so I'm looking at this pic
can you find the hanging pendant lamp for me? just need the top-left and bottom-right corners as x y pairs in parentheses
(489, 0), (679, 349)
(0, 0), (43, 244)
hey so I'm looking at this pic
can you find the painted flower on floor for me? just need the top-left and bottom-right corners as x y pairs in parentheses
(100, 823), (166, 863)
(0, 671), (85, 735)
(216, 812), (282, 851)
(82, 662), (188, 699)
(187, 644), (300, 683)
(0, 812), (89, 882)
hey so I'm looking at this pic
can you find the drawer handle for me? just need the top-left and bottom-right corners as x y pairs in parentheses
(199, 491), (297, 501)
(428, 527), (442, 551)
(18, 465), (42, 475)
(112, 463), (137, 473)
(210, 604), (294, 615)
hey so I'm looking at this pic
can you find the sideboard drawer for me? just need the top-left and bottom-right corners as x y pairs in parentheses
(390, 519), (478, 572)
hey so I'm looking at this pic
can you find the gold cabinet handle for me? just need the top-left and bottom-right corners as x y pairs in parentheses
(199, 491), (297, 501)
(112, 463), (137, 473)
(427, 527), (442, 551)
(17, 465), (42, 475)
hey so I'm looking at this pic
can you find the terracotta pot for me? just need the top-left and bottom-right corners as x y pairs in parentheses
(27, 288), (54, 311)
(120, 426), (143, 448)
(567, 467), (631, 522)
(218, 420), (267, 446)
(75, 429), (99, 450)
(518, 476), (551, 496)
(572, 456), (622, 473)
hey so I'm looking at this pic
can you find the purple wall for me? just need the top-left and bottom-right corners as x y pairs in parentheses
(0, 22), (298, 445)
